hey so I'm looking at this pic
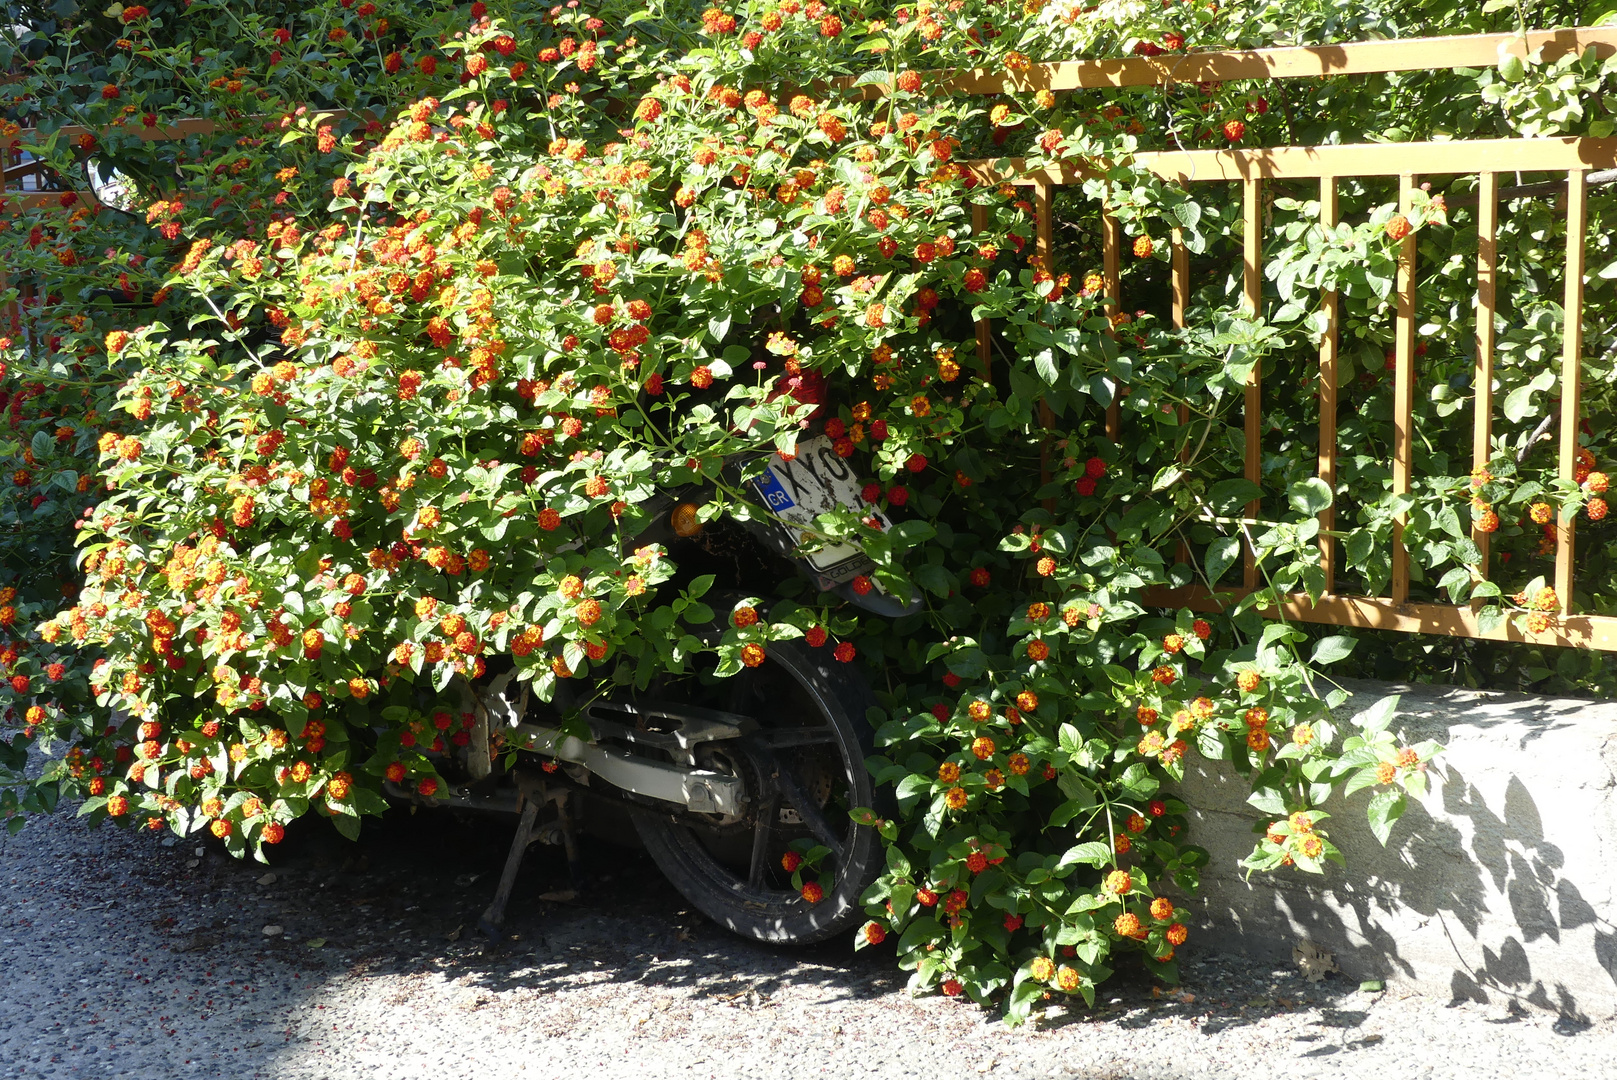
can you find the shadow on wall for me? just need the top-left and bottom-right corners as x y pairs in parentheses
(1182, 677), (1617, 1021)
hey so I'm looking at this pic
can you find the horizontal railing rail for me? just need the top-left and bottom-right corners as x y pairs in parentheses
(837, 26), (1617, 96)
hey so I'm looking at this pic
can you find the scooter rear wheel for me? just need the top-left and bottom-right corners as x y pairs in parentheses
(630, 638), (885, 945)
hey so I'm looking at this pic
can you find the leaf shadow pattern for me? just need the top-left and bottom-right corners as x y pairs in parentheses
(1180, 676), (1617, 1022)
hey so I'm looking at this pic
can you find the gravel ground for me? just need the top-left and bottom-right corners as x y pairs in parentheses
(2, 802), (1612, 1080)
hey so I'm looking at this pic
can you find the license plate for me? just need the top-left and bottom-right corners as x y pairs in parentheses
(753, 436), (889, 583)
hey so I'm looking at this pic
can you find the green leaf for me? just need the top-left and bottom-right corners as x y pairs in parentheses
(1366, 788), (1407, 845)
(1055, 841), (1111, 871)
(1343, 529), (1374, 568)
(1049, 798), (1089, 829)
(889, 520), (937, 547)
(1501, 383), (1533, 422)
(1288, 478), (1333, 515)
(1439, 566), (1474, 603)
(1247, 785), (1287, 815)
(1352, 694), (1399, 734)
(1343, 764), (1384, 798)
(1152, 467), (1184, 493)
(896, 773), (933, 813)
(886, 883), (915, 926)
(1119, 763), (1159, 799)
(1102, 664), (1135, 686)
(885, 844), (912, 877)
(1007, 977), (1044, 1024)
(947, 648), (990, 679)
(1310, 635), (1357, 665)
(1209, 479), (1263, 513)
(913, 563), (955, 597)
(1204, 536), (1241, 584)
(1065, 891), (1114, 914)
(1196, 724), (1226, 761)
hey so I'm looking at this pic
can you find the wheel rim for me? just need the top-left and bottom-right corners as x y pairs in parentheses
(641, 651), (866, 906)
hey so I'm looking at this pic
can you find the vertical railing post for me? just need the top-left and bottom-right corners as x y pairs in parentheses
(1101, 206), (1122, 441)
(1391, 175), (1419, 605)
(1173, 227), (1191, 566)
(972, 202), (992, 382)
(1171, 228), (1189, 331)
(1242, 176), (1263, 591)
(1034, 179), (1054, 299)
(1557, 167), (1588, 615)
(1035, 178), (1056, 504)
(1472, 172), (1499, 576)
(0, 130), (12, 338)
(1317, 176), (1339, 594)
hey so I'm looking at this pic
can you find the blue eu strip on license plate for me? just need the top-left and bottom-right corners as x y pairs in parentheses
(754, 468), (796, 512)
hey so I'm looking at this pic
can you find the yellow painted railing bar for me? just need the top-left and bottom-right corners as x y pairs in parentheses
(971, 202), (993, 382)
(1141, 587), (1617, 651)
(4, 110), (379, 213)
(964, 139), (1617, 188)
(837, 28), (1617, 98)
(0, 132), (11, 334)
(1243, 176), (1262, 590)
(1034, 178), (1056, 503)
(1473, 171), (1499, 575)
(1391, 175), (1419, 604)
(11, 191), (89, 210)
(1034, 179), (1054, 279)
(1173, 227), (1191, 566)
(1170, 229), (1189, 330)
(1102, 208), (1122, 441)
(1318, 176), (1340, 594)
(1139, 137), (1617, 180)
(1557, 167), (1589, 614)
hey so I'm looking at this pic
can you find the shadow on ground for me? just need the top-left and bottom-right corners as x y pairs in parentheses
(203, 804), (1364, 1032)
(217, 804), (905, 1002)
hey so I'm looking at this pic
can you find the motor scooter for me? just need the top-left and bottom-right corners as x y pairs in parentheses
(390, 433), (918, 944)
(64, 158), (911, 944)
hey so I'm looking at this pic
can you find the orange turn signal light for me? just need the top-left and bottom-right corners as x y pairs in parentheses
(670, 502), (703, 537)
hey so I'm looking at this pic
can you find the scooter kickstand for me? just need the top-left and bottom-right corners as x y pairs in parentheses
(479, 788), (541, 939)
(553, 787), (587, 896)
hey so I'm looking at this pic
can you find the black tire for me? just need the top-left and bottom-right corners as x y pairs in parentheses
(631, 638), (885, 945)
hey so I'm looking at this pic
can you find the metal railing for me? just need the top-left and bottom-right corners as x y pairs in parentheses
(951, 28), (1617, 650)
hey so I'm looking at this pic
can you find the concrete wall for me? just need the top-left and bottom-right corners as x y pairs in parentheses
(1179, 677), (1617, 1020)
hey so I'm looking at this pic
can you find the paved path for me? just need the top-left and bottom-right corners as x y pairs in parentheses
(1, 803), (1610, 1079)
